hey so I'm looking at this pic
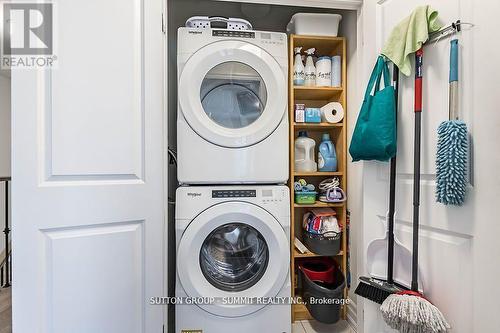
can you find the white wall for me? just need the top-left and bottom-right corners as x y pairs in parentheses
(0, 74), (11, 256)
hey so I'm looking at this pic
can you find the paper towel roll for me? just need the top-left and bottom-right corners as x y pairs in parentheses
(331, 56), (341, 87)
(320, 102), (344, 123)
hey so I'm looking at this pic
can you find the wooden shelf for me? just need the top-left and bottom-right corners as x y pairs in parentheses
(294, 86), (343, 100)
(294, 171), (342, 176)
(294, 249), (344, 258)
(294, 123), (343, 129)
(289, 34), (348, 323)
(293, 201), (345, 208)
(292, 301), (345, 322)
(293, 303), (313, 321)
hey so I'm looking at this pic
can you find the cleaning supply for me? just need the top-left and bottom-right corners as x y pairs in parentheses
(436, 39), (468, 205)
(331, 55), (342, 87)
(318, 178), (346, 203)
(295, 103), (305, 123)
(355, 67), (408, 305)
(293, 47), (305, 86)
(349, 56), (396, 162)
(318, 134), (337, 172)
(304, 108), (321, 123)
(294, 131), (317, 172)
(304, 48), (316, 86)
(380, 49), (450, 333)
(381, 5), (442, 76)
(315, 56), (332, 86)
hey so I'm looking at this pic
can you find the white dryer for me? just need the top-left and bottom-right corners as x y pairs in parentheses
(175, 185), (291, 333)
(177, 28), (289, 184)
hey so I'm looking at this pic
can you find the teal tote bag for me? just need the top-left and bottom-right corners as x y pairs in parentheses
(349, 56), (396, 162)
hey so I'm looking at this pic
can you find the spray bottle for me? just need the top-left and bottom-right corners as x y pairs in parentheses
(293, 47), (305, 86)
(304, 48), (316, 86)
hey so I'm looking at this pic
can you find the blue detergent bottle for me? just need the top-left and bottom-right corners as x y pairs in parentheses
(318, 133), (337, 172)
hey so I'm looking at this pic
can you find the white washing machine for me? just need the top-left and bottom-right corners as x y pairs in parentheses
(177, 28), (289, 184)
(175, 185), (291, 333)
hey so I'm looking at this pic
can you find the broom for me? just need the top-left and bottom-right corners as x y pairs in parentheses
(436, 39), (468, 205)
(380, 49), (450, 333)
(355, 65), (405, 304)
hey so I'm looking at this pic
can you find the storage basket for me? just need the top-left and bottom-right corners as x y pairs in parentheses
(294, 191), (317, 204)
(287, 13), (342, 36)
(303, 230), (342, 256)
(299, 261), (345, 324)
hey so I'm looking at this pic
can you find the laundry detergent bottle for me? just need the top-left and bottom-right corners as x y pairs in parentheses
(318, 133), (337, 172)
(304, 48), (316, 87)
(295, 131), (317, 172)
(293, 47), (305, 86)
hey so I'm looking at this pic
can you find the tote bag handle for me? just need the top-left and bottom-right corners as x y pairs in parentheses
(364, 56), (391, 100)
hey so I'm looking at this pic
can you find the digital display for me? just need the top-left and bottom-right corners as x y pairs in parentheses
(261, 189), (273, 197)
(212, 190), (257, 198)
(213, 30), (255, 38)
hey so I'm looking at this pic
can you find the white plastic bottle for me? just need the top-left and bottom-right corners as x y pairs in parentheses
(293, 47), (305, 86)
(294, 131), (317, 172)
(304, 48), (316, 87)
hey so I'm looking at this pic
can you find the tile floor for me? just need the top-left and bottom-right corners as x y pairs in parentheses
(293, 320), (354, 333)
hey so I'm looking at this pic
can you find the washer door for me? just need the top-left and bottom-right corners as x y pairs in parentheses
(178, 40), (287, 148)
(177, 202), (289, 317)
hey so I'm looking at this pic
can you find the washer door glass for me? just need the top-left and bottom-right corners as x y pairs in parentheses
(200, 223), (269, 292)
(200, 62), (267, 129)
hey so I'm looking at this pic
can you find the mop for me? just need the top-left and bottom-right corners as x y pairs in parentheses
(436, 39), (468, 205)
(380, 49), (450, 333)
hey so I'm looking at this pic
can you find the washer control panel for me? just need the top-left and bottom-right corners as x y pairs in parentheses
(212, 189), (256, 198)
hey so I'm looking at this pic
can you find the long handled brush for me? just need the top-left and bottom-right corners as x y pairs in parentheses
(355, 65), (405, 304)
(380, 49), (450, 333)
(436, 39), (468, 205)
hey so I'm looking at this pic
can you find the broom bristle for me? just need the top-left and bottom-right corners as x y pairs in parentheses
(436, 120), (468, 205)
(380, 293), (451, 333)
(354, 281), (391, 305)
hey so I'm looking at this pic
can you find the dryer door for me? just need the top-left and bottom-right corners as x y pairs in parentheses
(177, 202), (289, 317)
(178, 40), (287, 148)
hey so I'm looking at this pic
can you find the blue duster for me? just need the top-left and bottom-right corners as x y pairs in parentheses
(436, 39), (468, 205)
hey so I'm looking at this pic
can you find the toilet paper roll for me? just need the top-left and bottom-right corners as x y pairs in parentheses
(320, 102), (344, 123)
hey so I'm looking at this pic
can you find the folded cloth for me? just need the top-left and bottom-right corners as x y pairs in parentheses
(381, 5), (442, 76)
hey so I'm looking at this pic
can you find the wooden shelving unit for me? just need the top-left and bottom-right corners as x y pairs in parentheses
(288, 34), (348, 322)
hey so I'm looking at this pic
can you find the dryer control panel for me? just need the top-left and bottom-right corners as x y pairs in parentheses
(212, 30), (255, 38)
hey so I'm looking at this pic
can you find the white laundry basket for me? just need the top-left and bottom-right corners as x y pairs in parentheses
(287, 13), (342, 36)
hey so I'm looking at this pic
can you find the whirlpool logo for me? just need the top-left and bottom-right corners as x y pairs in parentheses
(187, 192), (202, 198)
(188, 30), (202, 34)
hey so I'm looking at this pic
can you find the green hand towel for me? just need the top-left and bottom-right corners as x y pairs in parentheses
(381, 5), (442, 76)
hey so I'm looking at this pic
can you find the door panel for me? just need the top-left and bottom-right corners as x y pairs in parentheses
(361, 0), (474, 332)
(11, 0), (164, 331)
(44, 221), (144, 333)
(48, 0), (144, 179)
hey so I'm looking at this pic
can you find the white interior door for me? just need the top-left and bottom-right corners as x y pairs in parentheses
(11, 0), (165, 332)
(358, 0), (500, 332)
